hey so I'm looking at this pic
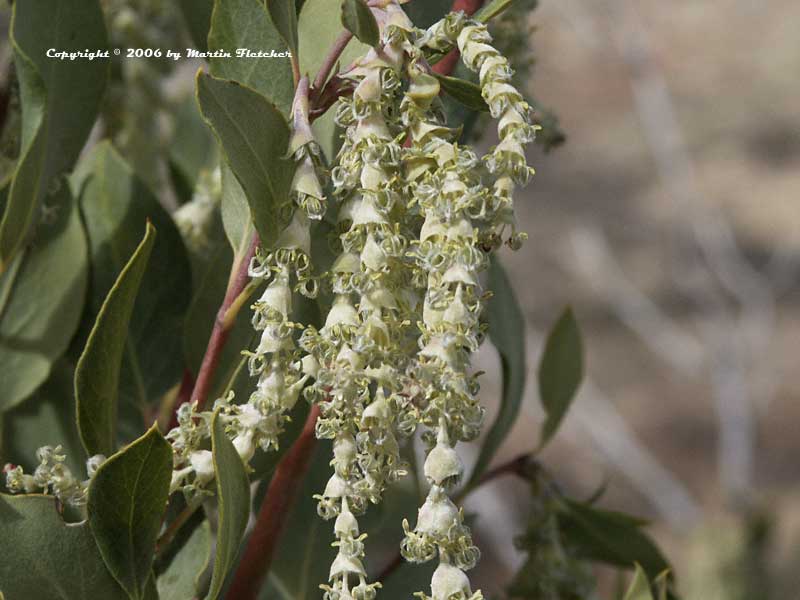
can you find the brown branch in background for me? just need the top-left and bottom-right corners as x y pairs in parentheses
(190, 233), (260, 410)
(226, 405), (321, 600)
(432, 0), (484, 75)
(376, 451), (534, 583)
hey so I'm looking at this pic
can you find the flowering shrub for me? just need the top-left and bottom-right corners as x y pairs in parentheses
(0, 1), (674, 599)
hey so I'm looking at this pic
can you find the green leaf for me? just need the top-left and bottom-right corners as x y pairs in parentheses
(1, 361), (84, 476)
(157, 520), (212, 600)
(298, 0), (370, 159)
(268, 0), (300, 57)
(341, 0), (380, 47)
(207, 408), (251, 600)
(467, 259), (526, 487)
(298, 0), (370, 72)
(538, 307), (583, 448)
(196, 72), (294, 249)
(403, 0), (452, 28)
(208, 0), (295, 115)
(179, 0), (214, 52)
(75, 224), (156, 457)
(0, 494), (124, 599)
(88, 425), (173, 600)
(220, 162), (253, 252)
(624, 564), (655, 600)
(0, 0), (107, 271)
(168, 94), (218, 204)
(0, 186), (87, 411)
(75, 142), (192, 444)
(434, 74), (489, 112)
(475, 0), (517, 23)
(558, 499), (672, 586)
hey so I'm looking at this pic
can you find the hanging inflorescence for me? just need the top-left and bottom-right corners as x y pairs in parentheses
(4, 3), (537, 597)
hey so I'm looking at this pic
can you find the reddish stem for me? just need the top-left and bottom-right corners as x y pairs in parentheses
(225, 405), (321, 600)
(432, 0), (484, 76)
(190, 234), (260, 410)
(311, 30), (354, 99)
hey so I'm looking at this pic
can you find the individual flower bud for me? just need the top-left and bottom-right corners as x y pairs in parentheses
(430, 562), (480, 600)
(86, 455), (107, 478)
(335, 508), (360, 537)
(324, 295), (360, 331)
(360, 232), (388, 271)
(189, 450), (215, 487)
(274, 209), (312, 255)
(424, 442), (464, 488)
(416, 489), (460, 538)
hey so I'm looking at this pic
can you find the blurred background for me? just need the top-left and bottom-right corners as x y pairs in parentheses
(467, 1), (800, 597)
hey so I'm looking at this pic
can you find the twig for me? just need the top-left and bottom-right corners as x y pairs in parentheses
(311, 30), (353, 99)
(190, 233), (260, 410)
(377, 452), (534, 582)
(225, 405), (321, 600)
(156, 500), (202, 556)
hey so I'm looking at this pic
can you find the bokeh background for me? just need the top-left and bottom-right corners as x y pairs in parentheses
(467, 1), (800, 597)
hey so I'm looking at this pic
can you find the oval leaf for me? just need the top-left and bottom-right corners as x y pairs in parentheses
(208, 0), (294, 115)
(178, 0), (214, 52)
(2, 361), (84, 476)
(434, 73), (489, 112)
(267, 0), (300, 57)
(341, 0), (380, 47)
(467, 258), (526, 487)
(75, 224), (156, 457)
(196, 72), (294, 250)
(207, 408), (251, 600)
(538, 307), (583, 449)
(557, 499), (672, 586)
(0, 0), (107, 271)
(75, 142), (192, 445)
(624, 564), (655, 600)
(157, 520), (212, 600)
(0, 494), (124, 599)
(0, 186), (87, 411)
(475, 0), (517, 23)
(88, 425), (173, 600)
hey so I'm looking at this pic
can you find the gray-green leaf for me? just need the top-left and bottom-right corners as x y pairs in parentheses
(467, 258), (526, 487)
(0, 0), (107, 271)
(75, 223), (156, 457)
(75, 142), (192, 445)
(434, 73), (489, 112)
(538, 307), (583, 449)
(1, 361), (84, 476)
(196, 72), (294, 250)
(88, 425), (173, 600)
(178, 0), (214, 52)
(157, 521), (212, 600)
(341, 0), (380, 47)
(475, 0), (518, 23)
(207, 408), (251, 600)
(558, 499), (672, 587)
(0, 494), (125, 599)
(268, 0), (300, 58)
(624, 564), (655, 600)
(0, 185), (87, 412)
(208, 0), (295, 115)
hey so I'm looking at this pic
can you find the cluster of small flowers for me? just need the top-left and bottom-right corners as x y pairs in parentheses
(3, 5), (536, 598)
(167, 80), (325, 499)
(3, 447), (105, 509)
